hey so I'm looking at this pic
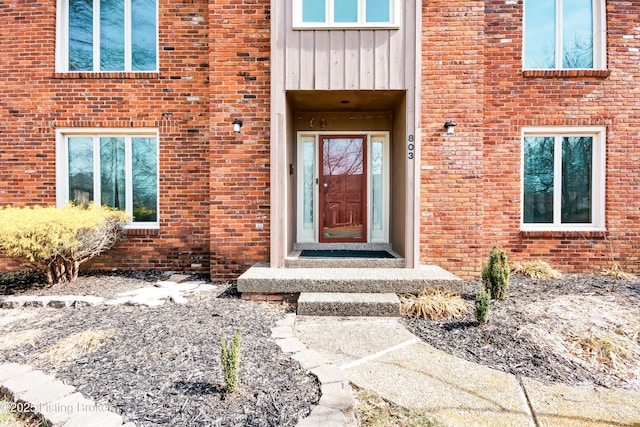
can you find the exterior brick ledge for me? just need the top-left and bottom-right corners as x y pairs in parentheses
(522, 69), (610, 79)
(125, 228), (160, 236)
(53, 72), (160, 80)
(520, 230), (607, 239)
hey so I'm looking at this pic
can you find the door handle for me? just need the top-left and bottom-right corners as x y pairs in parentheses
(323, 182), (328, 188)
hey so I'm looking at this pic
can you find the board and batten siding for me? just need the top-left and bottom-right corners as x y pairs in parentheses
(281, 1), (415, 91)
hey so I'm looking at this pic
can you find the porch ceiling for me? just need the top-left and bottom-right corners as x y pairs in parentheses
(287, 90), (405, 112)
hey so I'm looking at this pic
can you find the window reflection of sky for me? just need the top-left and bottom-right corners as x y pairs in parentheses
(525, 0), (593, 69)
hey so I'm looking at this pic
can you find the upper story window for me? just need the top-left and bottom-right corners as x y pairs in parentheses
(521, 127), (606, 231)
(523, 0), (606, 70)
(56, 129), (159, 228)
(56, 0), (157, 72)
(294, 0), (397, 29)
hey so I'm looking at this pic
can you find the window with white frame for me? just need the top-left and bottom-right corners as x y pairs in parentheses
(294, 0), (396, 28)
(523, 0), (606, 69)
(57, 0), (157, 72)
(522, 127), (605, 230)
(56, 130), (159, 227)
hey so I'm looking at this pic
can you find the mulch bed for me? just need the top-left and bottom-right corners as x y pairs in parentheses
(402, 274), (640, 390)
(0, 272), (320, 427)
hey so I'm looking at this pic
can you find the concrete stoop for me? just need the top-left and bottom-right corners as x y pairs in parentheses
(238, 264), (460, 317)
(237, 265), (462, 294)
(298, 293), (401, 317)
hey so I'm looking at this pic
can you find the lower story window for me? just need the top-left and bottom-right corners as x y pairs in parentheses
(522, 127), (605, 230)
(56, 129), (159, 228)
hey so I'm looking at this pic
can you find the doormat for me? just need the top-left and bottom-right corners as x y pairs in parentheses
(299, 250), (395, 259)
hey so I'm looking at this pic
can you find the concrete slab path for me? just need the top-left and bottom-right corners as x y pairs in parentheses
(294, 316), (640, 427)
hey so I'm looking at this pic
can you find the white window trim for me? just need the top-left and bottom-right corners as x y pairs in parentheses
(55, 0), (159, 73)
(520, 126), (606, 232)
(292, 0), (400, 30)
(296, 132), (390, 243)
(522, 0), (607, 70)
(56, 128), (160, 229)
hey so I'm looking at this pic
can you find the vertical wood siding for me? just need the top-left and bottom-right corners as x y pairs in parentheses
(282, 1), (413, 91)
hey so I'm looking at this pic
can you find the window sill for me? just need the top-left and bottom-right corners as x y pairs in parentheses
(125, 228), (160, 236)
(522, 70), (610, 79)
(53, 72), (159, 80)
(292, 24), (399, 31)
(520, 229), (606, 239)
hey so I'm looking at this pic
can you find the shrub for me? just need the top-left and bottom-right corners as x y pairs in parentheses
(512, 260), (563, 279)
(475, 285), (491, 324)
(221, 328), (242, 393)
(0, 205), (128, 284)
(482, 244), (510, 300)
(400, 287), (469, 320)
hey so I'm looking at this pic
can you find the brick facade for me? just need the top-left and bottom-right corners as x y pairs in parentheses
(1, 0), (638, 280)
(0, 0), (214, 272)
(421, 1), (640, 278)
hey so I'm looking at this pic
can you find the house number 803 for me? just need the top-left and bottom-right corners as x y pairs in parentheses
(408, 135), (415, 159)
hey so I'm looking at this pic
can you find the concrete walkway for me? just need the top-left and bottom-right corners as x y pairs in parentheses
(0, 362), (131, 427)
(294, 316), (640, 427)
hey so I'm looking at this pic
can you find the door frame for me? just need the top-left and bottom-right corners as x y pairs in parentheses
(296, 131), (390, 244)
(318, 134), (368, 243)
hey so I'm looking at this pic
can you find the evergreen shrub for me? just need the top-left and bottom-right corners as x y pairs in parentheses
(0, 205), (127, 284)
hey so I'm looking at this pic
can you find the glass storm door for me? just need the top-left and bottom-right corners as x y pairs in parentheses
(319, 135), (367, 242)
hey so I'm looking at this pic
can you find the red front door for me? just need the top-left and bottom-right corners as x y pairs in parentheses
(319, 135), (367, 242)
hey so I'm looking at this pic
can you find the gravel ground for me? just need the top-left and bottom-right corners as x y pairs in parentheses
(402, 274), (640, 390)
(0, 272), (320, 427)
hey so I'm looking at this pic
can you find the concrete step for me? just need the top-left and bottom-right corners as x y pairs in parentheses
(285, 256), (405, 269)
(237, 265), (462, 294)
(297, 292), (401, 317)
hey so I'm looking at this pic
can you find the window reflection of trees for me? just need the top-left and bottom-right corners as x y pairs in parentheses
(524, 136), (592, 224)
(67, 136), (157, 223)
(67, 0), (156, 71)
(561, 137), (592, 223)
(132, 138), (157, 222)
(524, 137), (554, 223)
(69, 137), (94, 206)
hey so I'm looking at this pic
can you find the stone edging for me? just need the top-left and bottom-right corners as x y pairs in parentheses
(0, 279), (219, 309)
(270, 313), (356, 427)
(0, 363), (131, 427)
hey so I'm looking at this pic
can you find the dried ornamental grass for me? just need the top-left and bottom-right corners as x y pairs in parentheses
(512, 260), (564, 279)
(0, 329), (42, 351)
(569, 331), (640, 381)
(400, 287), (469, 320)
(40, 328), (118, 364)
(599, 263), (637, 281)
(353, 385), (440, 427)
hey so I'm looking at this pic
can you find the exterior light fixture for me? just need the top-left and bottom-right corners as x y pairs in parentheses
(232, 119), (243, 133)
(444, 121), (457, 135)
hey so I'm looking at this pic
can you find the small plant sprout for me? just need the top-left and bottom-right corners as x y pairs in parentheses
(475, 285), (491, 324)
(221, 328), (242, 393)
(482, 244), (510, 300)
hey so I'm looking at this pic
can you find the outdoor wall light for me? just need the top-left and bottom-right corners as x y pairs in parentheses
(232, 119), (243, 133)
(444, 121), (457, 135)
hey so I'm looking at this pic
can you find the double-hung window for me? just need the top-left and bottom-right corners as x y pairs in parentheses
(294, 0), (396, 28)
(523, 0), (605, 70)
(522, 127), (605, 231)
(56, 0), (157, 72)
(56, 129), (159, 228)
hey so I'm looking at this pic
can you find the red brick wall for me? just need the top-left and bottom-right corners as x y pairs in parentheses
(207, 0), (271, 279)
(0, 0), (213, 273)
(421, 1), (640, 278)
(420, 1), (486, 278)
